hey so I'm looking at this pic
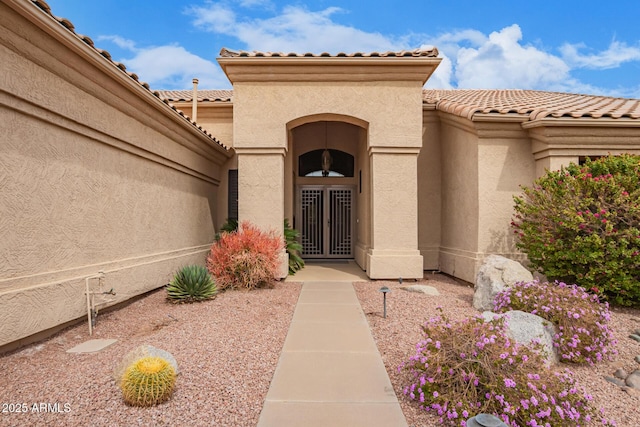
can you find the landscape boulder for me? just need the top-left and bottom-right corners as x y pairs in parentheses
(400, 285), (440, 296)
(483, 310), (558, 365)
(473, 255), (533, 311)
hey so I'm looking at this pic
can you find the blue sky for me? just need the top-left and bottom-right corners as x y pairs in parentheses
(46, 1), (640, 97)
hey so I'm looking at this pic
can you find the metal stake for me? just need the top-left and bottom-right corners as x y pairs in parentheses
(379, 286), (390, 318)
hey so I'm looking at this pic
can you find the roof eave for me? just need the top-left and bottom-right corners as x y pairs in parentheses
(217, 55), (442, 85)
(12, 0), (231, 157)
(522, 117), (640, 129)
(471, 113), (529, 123)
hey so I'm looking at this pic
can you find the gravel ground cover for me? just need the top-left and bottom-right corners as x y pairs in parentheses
(0, 282), (301, 427)
(2, 274), (639, 427)
(354, 274), (640, 427)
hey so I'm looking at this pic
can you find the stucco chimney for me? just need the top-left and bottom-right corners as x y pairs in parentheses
(192, 78), (199, 122)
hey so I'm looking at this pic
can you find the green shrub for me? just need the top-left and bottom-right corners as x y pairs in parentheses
(120, 356), (176, 407)
(512, 154), (640, 306)
(215, 218), (238, 241)
(166, 265), (217, 303)
(207, 221), (283, 290)
(401, 308), (614, 426)
(284, 219), (304, 275)
(493, 280), (616, 364)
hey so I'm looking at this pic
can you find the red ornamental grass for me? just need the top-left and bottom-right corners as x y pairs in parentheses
(207, 221), (284, 290)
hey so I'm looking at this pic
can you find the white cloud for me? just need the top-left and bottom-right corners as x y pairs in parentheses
(188, 3), (399, 53)
(423, 52), (454, 89)
(450, 25), (570, 89)
(96, 36), (228, 89)
(238, 0), (272, 7)
(423, 25), (640, 96)
(94, 4), (639, 97)
(189, 3), (237, 33)
(186, 5), (579, 92)
(123, 45), (228, 89)
(97, 35), (138, 52)
(560, 40), (640, 70)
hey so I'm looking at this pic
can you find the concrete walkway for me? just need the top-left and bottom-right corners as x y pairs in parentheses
(257, 278), (408, 426)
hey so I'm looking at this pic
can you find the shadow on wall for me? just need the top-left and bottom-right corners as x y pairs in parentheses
(486, 228), (520, 258)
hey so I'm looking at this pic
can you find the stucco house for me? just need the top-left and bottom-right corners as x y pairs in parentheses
(1, 0), (640, 350)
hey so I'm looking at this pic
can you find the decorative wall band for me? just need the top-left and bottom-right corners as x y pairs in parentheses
(0, 90), (221, 185)
(0, 244), (212, 293)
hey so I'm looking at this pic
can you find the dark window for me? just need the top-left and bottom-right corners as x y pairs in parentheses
(578, 156), (602, 165)
(228, 169), (238, 220)
(298, 149), (354, 177)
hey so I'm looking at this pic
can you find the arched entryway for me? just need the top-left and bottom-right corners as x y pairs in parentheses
(285, 117), (369, 261)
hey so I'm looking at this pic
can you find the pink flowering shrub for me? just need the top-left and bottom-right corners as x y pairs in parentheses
(401, 308), (615, 426)
(493, 280), (617, 365)
(512, 154), (640, 306)
(207, 221), (283, 290)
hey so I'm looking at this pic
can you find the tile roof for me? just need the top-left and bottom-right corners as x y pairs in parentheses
(423, 89), (640, 121)
(30, 0), (228, 149)
(219, 47), (439, 58)
(157, 90), (233, 103)
(31, 0), (637, 130)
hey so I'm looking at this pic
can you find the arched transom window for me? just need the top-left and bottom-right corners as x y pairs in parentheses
(298, 149), (354, 177)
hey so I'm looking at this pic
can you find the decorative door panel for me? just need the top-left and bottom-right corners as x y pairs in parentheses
(300, 189), (324, 256)
(328, 189), (352, 256)
(298, 186), (354, 258)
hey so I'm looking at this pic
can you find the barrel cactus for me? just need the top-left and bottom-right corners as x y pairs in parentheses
(120, 356), (176, 406)
(166, 264), (217, 303)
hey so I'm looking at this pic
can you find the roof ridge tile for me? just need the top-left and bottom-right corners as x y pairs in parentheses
(422, 89), (640, 122)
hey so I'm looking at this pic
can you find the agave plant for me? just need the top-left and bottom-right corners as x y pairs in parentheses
(284, 219), (305, 275)
(166, 265), (217, 303)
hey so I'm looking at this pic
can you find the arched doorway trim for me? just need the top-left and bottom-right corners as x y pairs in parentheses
(286, 113), (369, 132)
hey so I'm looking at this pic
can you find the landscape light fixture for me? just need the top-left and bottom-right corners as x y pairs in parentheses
(379, 286), (391, 318)
(321, 121), (332, 177)
(465, 413), (508, 427)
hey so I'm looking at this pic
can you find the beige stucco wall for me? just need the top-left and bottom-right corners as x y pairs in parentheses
(356, 127), (371, 270)
(437, 115), (536, 282)
(435, 115), (640, 284)
(438, 115), (480, 281)
(168, 102), (235, 228)
(171, 103), (234, 148)
(527, 124), (640, 177)
(476, 123), (535, 259)
(418, 109), (442, 269)
(0, 2), (229, 349)
(231, 81), (425, 278)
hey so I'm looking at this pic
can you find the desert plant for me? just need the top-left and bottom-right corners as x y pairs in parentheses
(214, 218), (239, 241)
(401, 308), (614, 426)
(493, 280), (617, 365)
(120, 356), (176, 407)
(284, 219), (304, 275)
(512, 154), (640, 306)
(166, 265), (217, 303)
(207, 221), (283, 290)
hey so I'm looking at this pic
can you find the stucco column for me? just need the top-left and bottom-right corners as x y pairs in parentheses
(236, 148), (289, 279)
(366, 148), (423, 279)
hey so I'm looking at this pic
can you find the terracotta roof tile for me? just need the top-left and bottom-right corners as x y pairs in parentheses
(219, 47), (439, 58)
(156, 90), (233, 103)
(29, 0), (228, 149)
(423, 89), (640, 121)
